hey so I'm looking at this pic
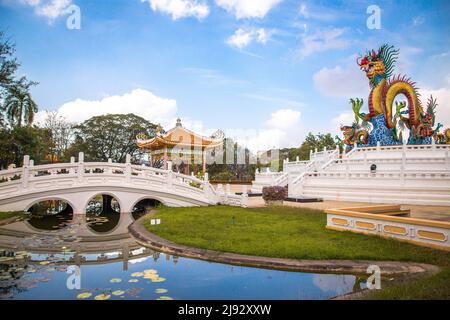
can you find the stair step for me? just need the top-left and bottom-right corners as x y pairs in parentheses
(285, 197), (323, 203)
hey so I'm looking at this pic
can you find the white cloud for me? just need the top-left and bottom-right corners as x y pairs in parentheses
(20, 0), (72, 20)
(226, 28), (273, 49)
(229, 109), (304, 152)
(313, 63), (369, 98)
(141, 0), (209, 20)
(296, 28), (349, 59)
(35, 89), (180, 128)
(215, 0), (282, 19)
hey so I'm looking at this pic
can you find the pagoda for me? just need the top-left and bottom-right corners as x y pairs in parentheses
(137, 118), (224, 174)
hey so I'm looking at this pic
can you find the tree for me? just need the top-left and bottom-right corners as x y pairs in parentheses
(0, 126), (52, 169)
(42, 111), (75, 162)
(68, 114), (158, 163)
(2, 78), (38, 127)
(0, 31), (19, 90)
(297, 132), (337, 160)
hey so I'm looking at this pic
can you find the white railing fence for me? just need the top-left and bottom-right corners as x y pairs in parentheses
(0, 153), (247, 207)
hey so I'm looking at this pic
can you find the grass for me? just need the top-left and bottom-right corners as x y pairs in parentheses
(143, 205), (450, 299)
(0, 211), (26, 222)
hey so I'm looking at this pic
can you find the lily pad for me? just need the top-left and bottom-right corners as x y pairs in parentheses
(144, 269), (158, 274)
(151, 277), (166, 283)
(131, 272), (144, 277)
(77, 292), (92, 299)
(155, 288), (168, 294)
(128, 279), (139, 283)
(112, 290), (125, 296)
(94, 293), (111, 300)
(157, 296), (173, 300)
(110, 278), (122, 283)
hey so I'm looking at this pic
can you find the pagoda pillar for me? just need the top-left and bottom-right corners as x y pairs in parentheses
(202, 149), (206, 174)
(163, 147), (168, 170)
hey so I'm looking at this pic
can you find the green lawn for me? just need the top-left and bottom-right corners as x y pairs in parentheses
(0, 211), (25, 222)
(143, 205), (450, 299)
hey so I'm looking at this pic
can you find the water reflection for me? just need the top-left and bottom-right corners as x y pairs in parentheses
(27, 200), (73, 231)
(86, 195), (120, 233)
(0, 246), (367, 300)
(132, 199), (161, 221)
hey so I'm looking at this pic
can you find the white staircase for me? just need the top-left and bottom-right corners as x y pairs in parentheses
(288, 143), (450, 206)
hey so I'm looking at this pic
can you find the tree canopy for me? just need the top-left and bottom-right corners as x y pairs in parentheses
(66, 113), (158, 163)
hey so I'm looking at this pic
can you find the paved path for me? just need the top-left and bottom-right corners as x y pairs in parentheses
(247, 197), (450, 222)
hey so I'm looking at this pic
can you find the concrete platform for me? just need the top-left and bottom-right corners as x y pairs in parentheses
(247, 197), (450, 222)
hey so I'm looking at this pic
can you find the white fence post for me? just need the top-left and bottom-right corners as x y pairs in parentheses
(22, 155), (30, 189)
(125, 154), (132, 183)
(77, 152), (85, 183)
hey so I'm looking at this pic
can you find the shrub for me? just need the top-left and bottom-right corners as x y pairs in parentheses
(262, 186), (287, 202)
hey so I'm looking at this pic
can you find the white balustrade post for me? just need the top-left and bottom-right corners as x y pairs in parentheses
(225, 184), (231, 202)
(125, 154), (132, 183)
(376, 141), (381, 151)
(29, 159), (34, 167)
(342, 147), (346, 159)
(354, 142), (358, 150)
(167, 171), (173, 188)
(296, 156), (299, 162)
(167, 161), (173, 171)
(401, 145), (406, 185)
(77, 152), (85, 183)
(324, 146), (327, 152)
(204, 172), (209, 181)
(445, 150), (449, 170)
(22, 155), (30, 189)
(69, 157), (75, 174)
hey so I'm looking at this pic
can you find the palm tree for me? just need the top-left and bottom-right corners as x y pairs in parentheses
(2, 79), (38, 127)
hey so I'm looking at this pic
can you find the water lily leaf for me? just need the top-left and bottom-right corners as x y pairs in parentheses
(131, 272), (144, 277)
(77, 292), (92, 299)
(151, 277), (166, 283)
(157, 296), (173, 300)
(128, 279), (139, 283)
(143, 274), (159, 280)
(112, 290), (125, 296)
(94, 293), (111, 300)
(27, 269), (37, 273)
(144, 269), (158, 274)
(110, 278), (122, 283)
(39, 261), (51, 265)
(155, 288), (168, 294)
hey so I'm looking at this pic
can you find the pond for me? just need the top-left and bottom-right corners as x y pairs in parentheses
(0, 214), (367, 300)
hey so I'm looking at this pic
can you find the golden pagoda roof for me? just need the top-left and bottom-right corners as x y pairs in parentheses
(137, 118), (224, 150)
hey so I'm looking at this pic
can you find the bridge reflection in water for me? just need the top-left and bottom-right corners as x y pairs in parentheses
(0, 213), (367, 300)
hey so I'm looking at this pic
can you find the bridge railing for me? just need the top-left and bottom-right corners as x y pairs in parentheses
(0, 153), (247, 207)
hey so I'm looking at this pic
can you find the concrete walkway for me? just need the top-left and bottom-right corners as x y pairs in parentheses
(247, 197), (450, 222)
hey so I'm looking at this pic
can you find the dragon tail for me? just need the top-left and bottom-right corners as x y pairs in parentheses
(383, 75), (423, 128)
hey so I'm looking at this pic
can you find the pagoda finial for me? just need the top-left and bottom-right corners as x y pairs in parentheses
(176, 118), (182, 127)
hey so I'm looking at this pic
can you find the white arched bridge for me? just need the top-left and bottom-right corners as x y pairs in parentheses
(0, 153), (247, 214)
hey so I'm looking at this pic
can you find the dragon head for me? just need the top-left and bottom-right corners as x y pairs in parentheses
(357, 44), (399, 87)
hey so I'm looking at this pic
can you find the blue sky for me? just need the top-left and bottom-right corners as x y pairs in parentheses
(1, 0), (449, 151)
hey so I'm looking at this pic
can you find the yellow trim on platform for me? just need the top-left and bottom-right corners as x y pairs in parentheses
(355, 221), (376, 230)
(326, 208), (450, 229)
(326, 225), (450, 252)
(383, 225), (408, 236)
(417, 230), (447, 242)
